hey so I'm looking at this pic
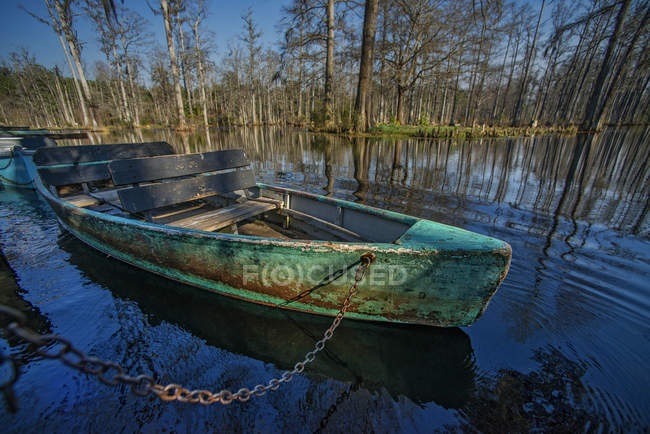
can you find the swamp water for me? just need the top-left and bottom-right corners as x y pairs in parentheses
(0, 127), (648, 431)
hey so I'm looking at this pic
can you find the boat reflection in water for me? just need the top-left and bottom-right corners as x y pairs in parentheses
(58, 233), (477, 409)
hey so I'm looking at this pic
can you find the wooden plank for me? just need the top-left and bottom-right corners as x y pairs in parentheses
(41, 132), (88, 140)
(238, 221), (290, 239)
(38, 163), (110, 186)
(109, 149), (249, 185)
(117, 169), (257, 213)
(17, 136), (57, 150)
(249, 196), (283, 206)
(33, 141), (175, 166)
(62, 194), (100, 208)
(149, 202), (207, 220)
(167, 200), (277, 232)
(280, 208), (364, 241)
(87, 187), (133, 206)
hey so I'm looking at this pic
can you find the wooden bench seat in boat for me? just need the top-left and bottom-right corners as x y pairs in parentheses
(158, 200), (277, 232)
(33, 142), (176, 210)
(33, 141), (175, 166)
(107, 150), (282, 232)
(34, 144), (369, 241)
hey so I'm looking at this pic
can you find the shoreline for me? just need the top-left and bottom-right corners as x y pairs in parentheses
(22, 123), (649, 140)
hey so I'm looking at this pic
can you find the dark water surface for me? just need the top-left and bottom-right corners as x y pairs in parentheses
(1, 127), (648, 432)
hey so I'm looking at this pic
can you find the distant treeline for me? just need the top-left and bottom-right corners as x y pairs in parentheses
(0, 0), (648, 132)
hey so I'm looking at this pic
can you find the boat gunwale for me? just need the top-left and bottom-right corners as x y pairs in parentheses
(33, 173), (429, 254)
(27, 148), (513, 327)
(32, 150), (512, 257)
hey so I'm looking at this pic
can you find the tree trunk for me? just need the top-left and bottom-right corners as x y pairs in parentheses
(112, 42), (131, 124)
(324, 0), (335, 129)
(500, 30), (520, 122)
(492, 27), (512, 121)
(51, 0), (97, 128)
(354, 0), (379, 132)
(192, 19), (210, 146)
(54, 68), (74, 125)
(581, 0), (631, 130)
(396, 85), (406, 125)
(119, 23), (141, 126)
(450, 49), (463, 125)
(176, 15), (193, 124)
(592, 1), (647, 130)
(44, 0), (91, 127)
(536, 44), (559, 122)
(160, 0), (186, 128)
(511, 0), (545, 126)
(466, 10), (487, 126)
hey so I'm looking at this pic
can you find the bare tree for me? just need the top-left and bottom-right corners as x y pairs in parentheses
(189, 0), (211, 142)
(49, 0), (98, 128)
(324, 0), (335, 128)
(158, 0), (186, 128)
(511, 0), (545, 126)
(354, 0), (379, 132)
(240, 8), (262, 125)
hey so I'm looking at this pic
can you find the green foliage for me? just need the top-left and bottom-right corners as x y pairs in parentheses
(310, 104), (327, 128)
(339, 105), (354, 131)
(456, 347), (611, 432)
(310, 135), (332, 152)
(365, 123), (577, 139)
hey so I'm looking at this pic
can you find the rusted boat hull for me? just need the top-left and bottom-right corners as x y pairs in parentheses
(34, 176), (510, 327)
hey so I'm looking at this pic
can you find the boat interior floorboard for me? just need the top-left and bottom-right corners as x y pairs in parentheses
(63, 193), (100, 208)
(165, 200), (277, 232)
(238, 220), (291, 239)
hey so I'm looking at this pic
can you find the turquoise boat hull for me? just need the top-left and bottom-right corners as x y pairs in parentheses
(0, 136), (55, 188)
(0, 144), (38, 188)
(34, 171), (511, 327)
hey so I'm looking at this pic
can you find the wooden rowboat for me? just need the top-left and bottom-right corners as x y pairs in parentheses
(32, 142), (511, 327)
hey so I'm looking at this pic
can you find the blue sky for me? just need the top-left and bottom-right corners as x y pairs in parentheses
(0, 0), (285, 77)
(1, 0), (552, 80)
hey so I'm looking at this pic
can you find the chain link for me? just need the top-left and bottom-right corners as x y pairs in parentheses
(0, 252), (375, 410)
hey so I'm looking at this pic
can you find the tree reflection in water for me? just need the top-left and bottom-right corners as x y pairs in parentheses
(15, 127), (648, 430)
(453, 346), (636, 432)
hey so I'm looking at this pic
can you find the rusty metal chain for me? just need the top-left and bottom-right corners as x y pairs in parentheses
(0, 252), (375, 410)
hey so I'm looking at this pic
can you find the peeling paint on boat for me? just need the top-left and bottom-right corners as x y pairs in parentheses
(33, 173), (511, 327)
